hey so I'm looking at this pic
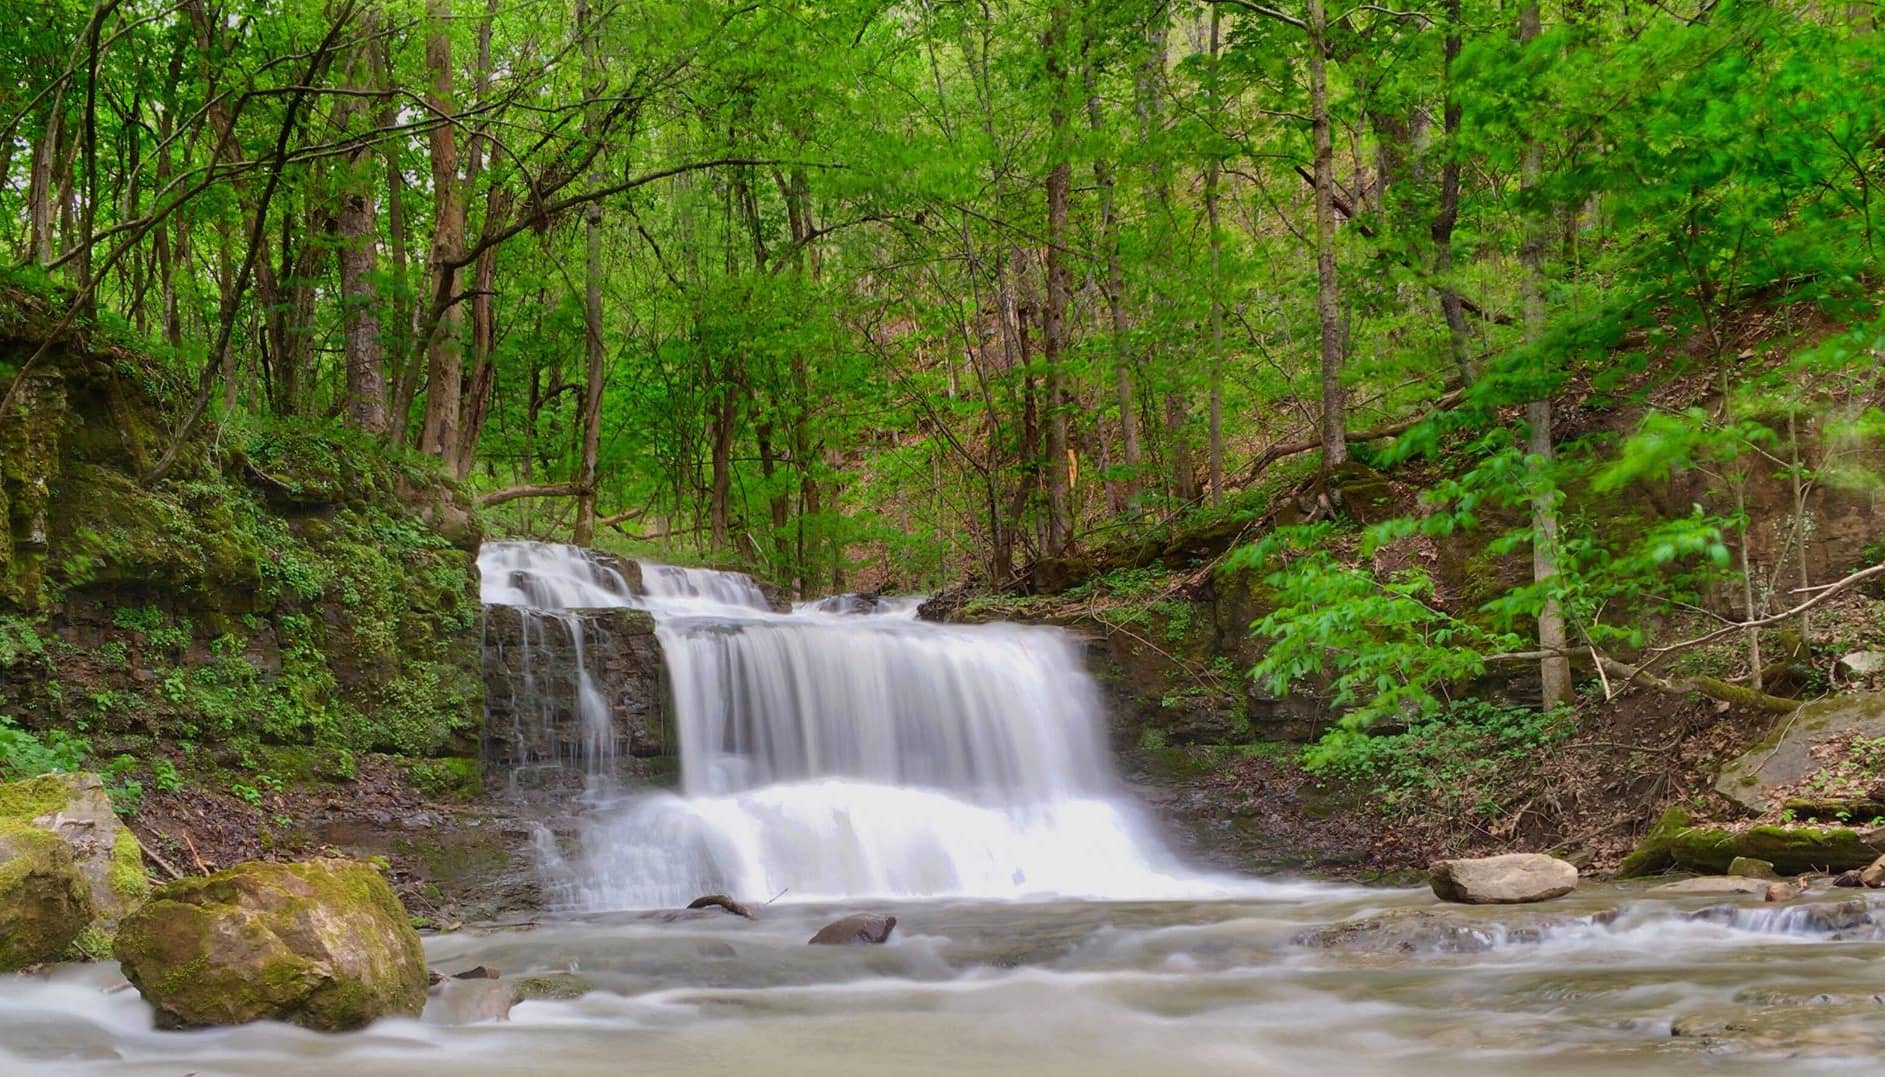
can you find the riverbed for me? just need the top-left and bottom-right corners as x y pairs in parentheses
(7, 882), (1883, 1075)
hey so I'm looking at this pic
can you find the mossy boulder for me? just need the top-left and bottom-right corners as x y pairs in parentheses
(113, 858), (426, 1030)
(0, 820), (94, 969)
(1616, 807), (1885, 877)
(0, 772), (148, 929)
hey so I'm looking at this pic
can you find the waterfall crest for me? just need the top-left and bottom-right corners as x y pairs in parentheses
(479, 542), (1210, 906)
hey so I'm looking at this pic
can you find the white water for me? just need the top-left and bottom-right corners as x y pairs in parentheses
(477, 543), (1217, 907)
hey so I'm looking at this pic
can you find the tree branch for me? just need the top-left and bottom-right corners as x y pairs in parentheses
(479, 482), (588, 507)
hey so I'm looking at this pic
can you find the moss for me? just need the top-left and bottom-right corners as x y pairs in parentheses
(110, 825), (149, 899)
(0, 820), (94, 969)
(0, 773), (77, 822)
(404, 756), (482, 800)
(510, 973), (594, 1003)
(1614, 807), (1692, 879)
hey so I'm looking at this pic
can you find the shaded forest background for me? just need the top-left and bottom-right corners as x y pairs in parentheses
(3, 0), (1884, 750)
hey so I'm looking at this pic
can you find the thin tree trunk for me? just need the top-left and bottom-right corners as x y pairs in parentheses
(1519, 0), (1573, 708)
(1204, 6), (1225, 501)
(1308, 0), (1348, 472)
(1041, 0), (1074, 557)
(1087, 24), (1140, 508)
(335, 44), (388, 434)
(1432, 0), (1475, 383)
(417, 0), (466, 471)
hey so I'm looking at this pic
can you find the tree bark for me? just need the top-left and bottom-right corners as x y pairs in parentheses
(1204, 6), (1225, 501)
(1087, 40), (1140, 508)
(417, 0), (467, 471)
(1041, 0), (1074, 557)
(1431, 0), (1476, 383)
(1308, 0), (1348, 472)
(1519, 0), (1573, 708)
(334, 42), (388, 435)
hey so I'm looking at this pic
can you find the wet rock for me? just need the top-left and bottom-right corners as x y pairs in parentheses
(1616, 809), (1885, 877)
(113, 858), (426, 1030)
(1861, 854), (1885, 888)
(1833, 869), (1865, 887)
(425, 977), (512, 1025)
(452, 964), (500, 979)
(1726, 856), (1778, 880)
(0, 772), (148, 931)
(1296, 907), (1613, 954)
(0, 822), (94, 970)
(1648, 876), (1772, 897)
(1429, 853), (1578, 905)
(687, 893), (755, 919)
(1765, 881), (1801, 902)
(808, 913), (897, 945)
(510, 973), (593, 1002)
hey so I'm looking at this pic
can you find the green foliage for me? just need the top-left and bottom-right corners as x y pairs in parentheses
(0, 714), (90, 781)
(1315, 699), (1577, 816)
(0, 616), (45, 667)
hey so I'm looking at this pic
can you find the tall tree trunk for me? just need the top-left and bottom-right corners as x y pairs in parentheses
(1431, 0), (1475, 382)
(417, 0), (467, 471)
(28, 110), (61, 266)
(1308, 0), (1348, 472)
(1139, 2), (1194, 501)
(1204, 6), (1225, 501)
(378, 37), (416, 442)
(334, 44), (388, 435)
(1041, 0), (1074, 557)
(455, 0), (504, 479)
(1519, 0), (1573, 708)
(1087, 26), (1140, 509)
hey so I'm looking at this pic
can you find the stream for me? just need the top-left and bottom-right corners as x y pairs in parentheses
(5, 884), (1884, 1074)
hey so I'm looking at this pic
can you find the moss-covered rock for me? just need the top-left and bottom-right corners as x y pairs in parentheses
(0, 820), (94, 969)
(0, 772), (148, 930)
(1615, 807), (1884, 877)
(1614, 807), (1692, 879)
(113, 858), (426, 1030)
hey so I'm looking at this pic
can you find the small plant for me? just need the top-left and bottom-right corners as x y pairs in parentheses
(229, 782), (263, 807)
(151, 759), (183, 793)
(0, 714), (91, 780)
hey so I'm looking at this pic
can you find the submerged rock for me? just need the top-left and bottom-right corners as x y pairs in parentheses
(113, 858), (426, 1030)
(808, 913), (897, 945)
(509, 972), (594, 1002)
(425, 976), (513, 1025)
(1647, 876), (1772, 897)
(0, 822), (94, 970)
(687, 893), (756, 919)
(1429, 853), (1578, 905)
(1861, 854), (1885, 888)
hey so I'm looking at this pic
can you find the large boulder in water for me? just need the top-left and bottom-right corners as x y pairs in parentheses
(0, 772), (148, 930)
(0, 821), (94, 969)
(113, 858), (426, 1030)
(808, 913), (897, 945)
(1429, 853), (1578, 905)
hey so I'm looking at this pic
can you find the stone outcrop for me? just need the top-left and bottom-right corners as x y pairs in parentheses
(113, 858), (426, 1030)
(0, 822), (93, 969)
(1429, 853), (1579, 904)
(0, 772), (147, 928)
(480, 604), (666, 790)
(1647, 876), (1772, 896)
(1715, 693), (1885, 814)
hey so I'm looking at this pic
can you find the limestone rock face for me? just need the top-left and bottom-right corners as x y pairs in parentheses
(1429, 854), (1579, 905)
(1715, 693), (1885, 813)
(0, 822), (94, 969)
(113, 858), (426, 1030)
(0, 772), (148, 928)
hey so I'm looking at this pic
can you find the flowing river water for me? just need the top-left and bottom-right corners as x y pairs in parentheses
(4, 545), (1884, 1073)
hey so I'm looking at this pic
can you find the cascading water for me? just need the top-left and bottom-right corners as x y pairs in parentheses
(479, 542), (1213, 907)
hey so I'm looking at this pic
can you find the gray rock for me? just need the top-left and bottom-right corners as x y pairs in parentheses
(1726, 856), (1778, 879)
(1429, 853), (1578, 905)
(1838, 651), (1885, 678)
(1715, 693), (1885, 813)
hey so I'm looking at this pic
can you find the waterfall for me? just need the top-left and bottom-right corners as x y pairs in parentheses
(478, 542), (1208, 906)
